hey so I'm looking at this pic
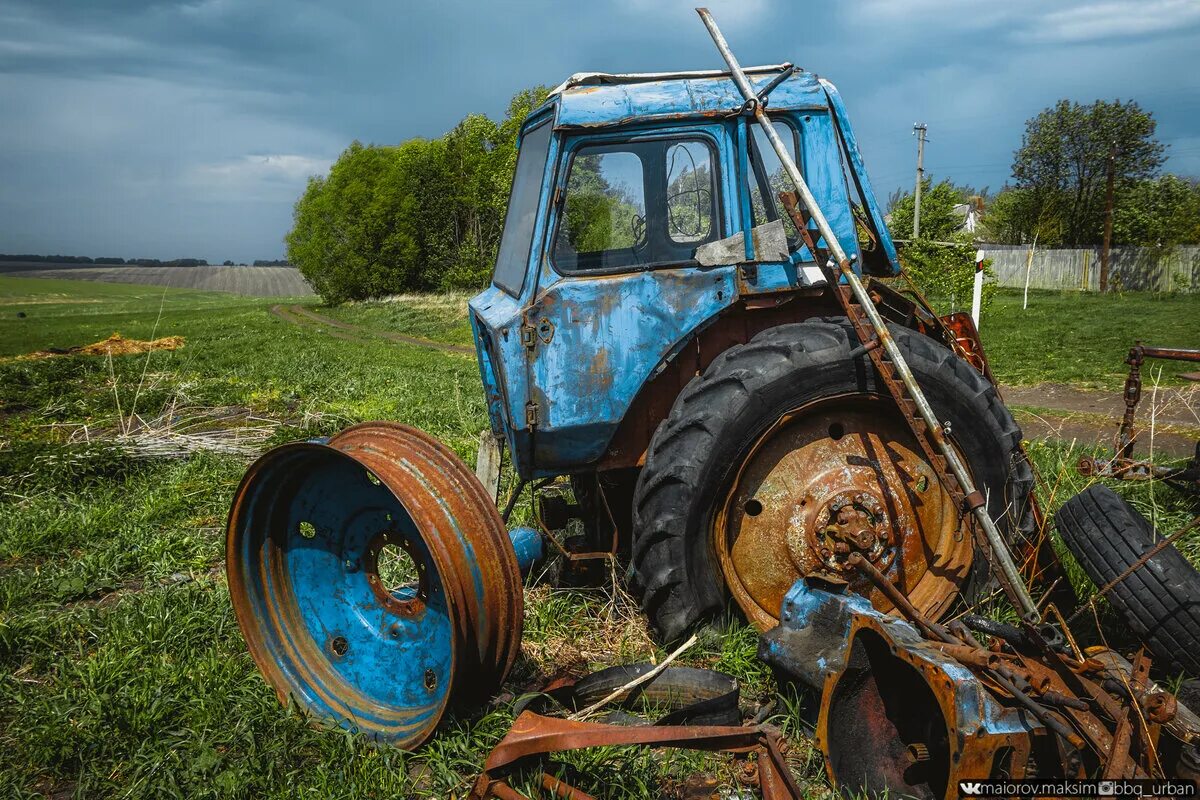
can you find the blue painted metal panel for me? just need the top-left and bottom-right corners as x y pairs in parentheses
(468, 72), (897, 477)
(556, 72), (826, 130)
(523, 120), (740, 473)
(798, 110), (860, 273)
(468, 107), (562, 472)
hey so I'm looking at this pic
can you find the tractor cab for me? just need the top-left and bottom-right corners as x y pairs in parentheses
(469, 65), (900, 479)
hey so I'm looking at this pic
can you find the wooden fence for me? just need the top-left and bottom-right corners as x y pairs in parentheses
(983, 245), (1200, 293)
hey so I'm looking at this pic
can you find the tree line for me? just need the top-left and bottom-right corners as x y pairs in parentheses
(892, 100), (1199, 249)
(0, 255), (290, 267)
(288, 92), (1196, 305)
(0, 254), (213, 266)
(287, 87), (549, 304)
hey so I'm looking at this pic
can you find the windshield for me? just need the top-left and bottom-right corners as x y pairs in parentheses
(493, 120), (553, 296)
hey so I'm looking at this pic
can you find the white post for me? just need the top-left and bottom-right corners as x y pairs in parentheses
(1022, 233), (1038, 310)
(972, 250), (984, 329)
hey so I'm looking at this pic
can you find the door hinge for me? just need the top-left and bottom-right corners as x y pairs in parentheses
(525, 401), (540, 427)
(520, 322), (537, 349)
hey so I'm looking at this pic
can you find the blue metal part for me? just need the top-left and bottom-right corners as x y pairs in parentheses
(553, 69), (826, 130)
(228, 443), (452, 744)
(507, 525), (545, 577)
(468, 67), (899, 479)
(759, 578), (1043, 798)
(226, 423), (524, 750)
(758, 579), (878, 691)
(819, 79), (900, 274)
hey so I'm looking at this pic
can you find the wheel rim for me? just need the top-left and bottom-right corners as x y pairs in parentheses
(713, 395), (973, 630)
(226, 422), (521, 748)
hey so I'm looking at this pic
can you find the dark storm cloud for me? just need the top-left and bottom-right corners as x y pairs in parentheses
(1, 0), (1199, 262)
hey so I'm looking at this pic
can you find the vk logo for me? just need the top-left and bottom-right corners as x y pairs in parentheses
(959, 782), (984, 796)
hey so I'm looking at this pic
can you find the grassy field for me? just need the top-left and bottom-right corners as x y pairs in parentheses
(0, 277), (1197, 799)
(983, 289), (1200, 388)
(0, 263), (314, 298)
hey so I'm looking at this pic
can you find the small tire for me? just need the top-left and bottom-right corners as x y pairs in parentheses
(629, 318), (1035, 642)
(1055, 484), (1200, 679)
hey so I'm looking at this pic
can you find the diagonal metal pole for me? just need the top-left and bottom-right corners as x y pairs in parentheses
(695, 7), (1038, 619)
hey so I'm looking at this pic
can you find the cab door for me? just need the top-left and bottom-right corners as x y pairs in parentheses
(522, 122), (740, 474)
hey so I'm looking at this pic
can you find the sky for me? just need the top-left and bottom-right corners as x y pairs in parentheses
(2, 0), (1199, 263)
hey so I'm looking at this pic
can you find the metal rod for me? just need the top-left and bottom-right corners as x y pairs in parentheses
(1139, 345), (1200, 363)
(695, 6), (1038, 619)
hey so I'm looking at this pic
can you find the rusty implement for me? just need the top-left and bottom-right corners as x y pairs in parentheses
(760, 578), (1200, 798)
(1078, 342), (1200, 491)
(469, 711), (804, 800)
(761, 580), (1047, 799)
(226, 422), (543, 748)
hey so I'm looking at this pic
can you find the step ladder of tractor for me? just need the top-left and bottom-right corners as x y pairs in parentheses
(779, 190), (977, 527)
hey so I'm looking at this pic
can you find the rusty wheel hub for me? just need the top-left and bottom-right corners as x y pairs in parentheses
(715, 396), (973, 630)
(810, 490), (896, 576)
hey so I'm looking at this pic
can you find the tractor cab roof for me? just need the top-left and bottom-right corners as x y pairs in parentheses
(543, 64), (831, 129)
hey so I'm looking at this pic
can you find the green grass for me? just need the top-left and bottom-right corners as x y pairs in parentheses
(318, 293), (475, 348)
(0, 277), (802, 799)
(982, 288), (1200, 388)
(0, 276), (1197, 798)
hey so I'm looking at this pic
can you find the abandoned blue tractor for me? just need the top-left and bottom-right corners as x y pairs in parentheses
(226, 60), (1043, 749)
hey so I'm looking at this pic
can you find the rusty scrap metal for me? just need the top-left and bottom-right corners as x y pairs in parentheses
(703, 1), (1038, 617)
(762, 573), (1197, 797)
(782, 186), (1037, 619)
(1078, 342), (1200, 488)
(469, 711), (804, 800)
(715, 399), (976, 630)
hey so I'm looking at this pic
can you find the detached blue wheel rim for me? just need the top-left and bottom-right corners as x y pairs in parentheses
(227, 423), (522, 748)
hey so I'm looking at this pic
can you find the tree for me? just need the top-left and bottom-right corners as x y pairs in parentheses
(287, 86), (551, 304)
(1010, 99), (1165, 247)
(888, 178), (994, 309)
(1111, 175), (1200, 247)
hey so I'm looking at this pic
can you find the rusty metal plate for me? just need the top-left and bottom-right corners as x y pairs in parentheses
(715, 395), (972, 629)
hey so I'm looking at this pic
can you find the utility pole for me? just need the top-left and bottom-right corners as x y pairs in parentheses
(913, 123), (928, 239)
(1099, 141), (1117, 293)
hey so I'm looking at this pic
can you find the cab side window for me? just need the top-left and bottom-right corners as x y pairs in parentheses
(747, 120), (802, 245)
(553, 138), (720, 273)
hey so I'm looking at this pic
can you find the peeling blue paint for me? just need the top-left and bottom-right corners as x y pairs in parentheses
(468, 68), (898, 478)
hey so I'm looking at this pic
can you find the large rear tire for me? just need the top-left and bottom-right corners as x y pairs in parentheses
(629, 318), (1034, 642)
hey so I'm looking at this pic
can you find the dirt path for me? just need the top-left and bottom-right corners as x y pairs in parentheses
(1005, 382), (1199, 458)
(269, 304), (474, 354)
(1003, 382), (1199, 429)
